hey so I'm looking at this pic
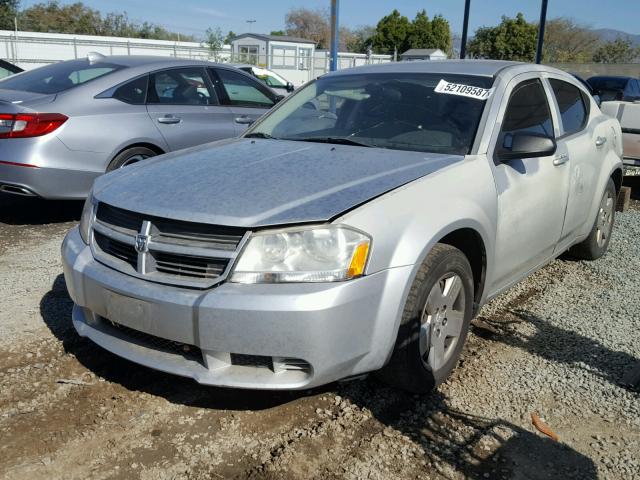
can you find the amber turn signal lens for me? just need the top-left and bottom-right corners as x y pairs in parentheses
(347, 242), (370, 278)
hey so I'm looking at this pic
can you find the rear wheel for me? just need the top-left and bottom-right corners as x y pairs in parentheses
(379, 244), (474, 393)
(107, 146), (157, 172)
(569, 178), (616, 260)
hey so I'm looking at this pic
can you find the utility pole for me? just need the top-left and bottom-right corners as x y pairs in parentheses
(459, 0), (470, 59)
(535, 0), (549, 64)
(329, 0), (339, 71)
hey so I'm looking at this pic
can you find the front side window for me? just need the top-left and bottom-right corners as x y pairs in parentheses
(549, 79), (587, 137)
(214, 69), (274, 108)
(147, 68), (217, 105)
(0, 58), (123, 93)
(247, 73), (494, 155)
(500, 79), (553, 146)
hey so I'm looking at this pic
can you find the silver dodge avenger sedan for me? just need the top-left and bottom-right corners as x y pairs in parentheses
(62, 60), (623, 392)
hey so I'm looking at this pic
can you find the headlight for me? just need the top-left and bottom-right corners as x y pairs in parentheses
(79, 194), (95, 244)
(230, 225), (371, 283)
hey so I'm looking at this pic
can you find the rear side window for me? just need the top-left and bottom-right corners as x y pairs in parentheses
(113, 75), (148, 104)
(549, 79), (588, 137)
(501, 79), (554, 142)
(213, 68), (275, 108)
(0, 59), (123, 93)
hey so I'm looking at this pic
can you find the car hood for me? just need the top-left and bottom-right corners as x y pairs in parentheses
(93, 138), (462, 228)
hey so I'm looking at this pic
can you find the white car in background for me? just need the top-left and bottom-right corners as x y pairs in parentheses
(230, 64), (295, 96)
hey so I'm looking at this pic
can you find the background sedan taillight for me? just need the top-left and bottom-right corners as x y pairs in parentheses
(0, 113), (68, 139)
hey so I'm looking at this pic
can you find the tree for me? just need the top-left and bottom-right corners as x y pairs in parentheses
(467, 13), (537, 61)
(593, 37), (639, 63)
(20, 1), (102, 35)
(346, 25), (375, 53)
(371, 9), (411, 58)
(543, 18), (599, 63)
(406, 10), (433, 49)
(224, 30), (236, 44)
(285, 7), (329, 48)
(203, 27), (224, 60)
(0, 0), (19, 30)
(430, 14), (451, 52)
(15, 1), (193, 41)
(270, 30), (285, 36)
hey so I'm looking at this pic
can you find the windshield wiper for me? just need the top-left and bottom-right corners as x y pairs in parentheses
(287, 136), (377, 148)
(244, 132), (277, 139)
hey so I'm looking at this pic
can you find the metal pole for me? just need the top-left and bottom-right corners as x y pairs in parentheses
(13, 16), (19, 63)
(330, 0), (339, 71)
(535, 0), (548, 64)
(460, 0), (471, 59)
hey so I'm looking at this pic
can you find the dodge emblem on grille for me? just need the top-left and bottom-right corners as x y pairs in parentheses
(135, 234), (150, 253)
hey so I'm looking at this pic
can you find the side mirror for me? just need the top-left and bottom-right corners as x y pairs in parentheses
(497, 133), (556, 161)
(286, 82), (295, 93)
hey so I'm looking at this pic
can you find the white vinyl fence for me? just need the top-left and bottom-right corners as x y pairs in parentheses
(1, 30), (393, 84)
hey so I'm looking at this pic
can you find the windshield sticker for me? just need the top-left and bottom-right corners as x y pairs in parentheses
(434, 79), (492, 100)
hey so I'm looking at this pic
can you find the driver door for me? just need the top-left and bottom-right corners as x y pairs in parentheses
(489, 75), (571, 291)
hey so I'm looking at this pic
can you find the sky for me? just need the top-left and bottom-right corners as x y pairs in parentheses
(19, 0), (640, 39)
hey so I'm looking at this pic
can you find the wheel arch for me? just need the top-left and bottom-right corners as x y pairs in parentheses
(437, 227), (487, 316)
(112, 142), (165, 160)
(610, 167), (623, 195)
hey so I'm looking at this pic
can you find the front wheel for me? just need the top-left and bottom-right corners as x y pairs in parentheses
(569, 178), (616, 260)
(378, 244), (474, 393)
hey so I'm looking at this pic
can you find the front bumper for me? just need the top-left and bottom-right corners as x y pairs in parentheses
(62, 227), (414, 389)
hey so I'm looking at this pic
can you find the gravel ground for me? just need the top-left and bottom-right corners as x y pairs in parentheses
(0, 192), (638, 480)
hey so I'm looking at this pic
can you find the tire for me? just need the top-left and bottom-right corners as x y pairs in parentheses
(378, 244), (474, 393)
(569, 178), (616, 260)
(106, 146), (158, 172)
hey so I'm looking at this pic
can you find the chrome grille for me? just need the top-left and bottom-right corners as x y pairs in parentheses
(94, 231), (137, 269)
(153, 251), (228, 280)
(91, 202), (249, 288)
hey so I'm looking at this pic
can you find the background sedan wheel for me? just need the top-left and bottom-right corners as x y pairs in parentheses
(570, 178), (616, 260)
(107, 146), (158, 172)
(379, 243), (473, 393)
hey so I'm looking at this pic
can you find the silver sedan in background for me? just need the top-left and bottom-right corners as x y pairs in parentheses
(0, 54), (279, 199)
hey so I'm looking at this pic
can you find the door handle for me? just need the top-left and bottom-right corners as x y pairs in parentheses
(553, 154), (569, 166)
(157, 115), (181, 124)
(595, 136), (607, 147)
(234, 116), (255, 125)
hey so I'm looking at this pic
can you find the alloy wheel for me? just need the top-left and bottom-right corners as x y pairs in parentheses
(419, 273), (466, 371)
(596, 189), (614, 247)
(120, 153), (150, 168)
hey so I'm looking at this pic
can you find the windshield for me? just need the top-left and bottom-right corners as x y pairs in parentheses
(0, 58), (124, 94)
(246, 73), (494, 155)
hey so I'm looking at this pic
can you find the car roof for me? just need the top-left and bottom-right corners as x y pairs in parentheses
(95, 55), (219, 69)
(327, 59), (523, 78)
